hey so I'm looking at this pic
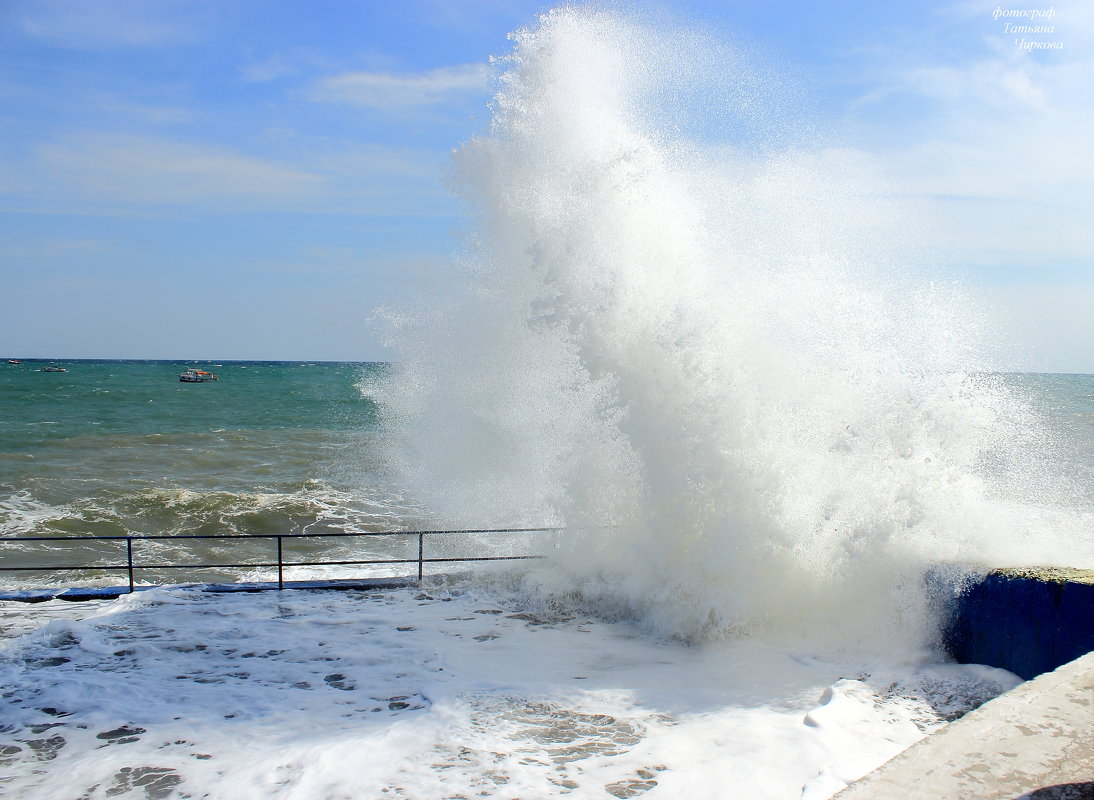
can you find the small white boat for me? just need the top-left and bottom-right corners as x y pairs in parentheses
(179, 369), (218, 382)
(43, 364), (67, 372)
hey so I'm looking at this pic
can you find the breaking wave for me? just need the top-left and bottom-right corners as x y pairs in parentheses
(376, 7), (1093, 653)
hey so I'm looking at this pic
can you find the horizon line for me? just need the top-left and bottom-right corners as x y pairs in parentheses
(3, 358), (1091, 378)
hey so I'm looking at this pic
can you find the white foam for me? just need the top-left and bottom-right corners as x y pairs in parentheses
(0, 490), (70, 536)
(0, 583), (1019, 799)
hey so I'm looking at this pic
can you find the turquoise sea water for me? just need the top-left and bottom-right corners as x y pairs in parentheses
(1, 360), (1091, 588)
(0, 360), (437, 587)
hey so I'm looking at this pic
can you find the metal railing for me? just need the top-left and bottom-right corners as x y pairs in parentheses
(0, 527), (561, 592)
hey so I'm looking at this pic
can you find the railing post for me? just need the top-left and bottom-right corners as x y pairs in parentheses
(277, 536), (284, 590)
(417, 532), (424, 584)
(126, 537), (134, 593)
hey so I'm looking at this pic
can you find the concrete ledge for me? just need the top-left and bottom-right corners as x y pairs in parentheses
(0, 576), (417, 603)
(834, 651), (1094, 800)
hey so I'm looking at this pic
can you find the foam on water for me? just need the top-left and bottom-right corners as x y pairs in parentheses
(0, 480), (430, 591)
(376, 7), (1094, 652)
(0, 583), (1019, 799)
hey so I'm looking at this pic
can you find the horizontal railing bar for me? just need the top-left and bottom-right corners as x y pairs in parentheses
(134, 559), (415, 570)
(419, 555), (546, 563)
(275, 555), (544, 566)
(0, 526), (562, 544)
(0, 538), (134, 543)
(281, 557), (417, 567)
(280, 555), (543, 566)
(126, 562), (283, 570)
(0, 565), (130, 572)
(0, 555), (544, 573)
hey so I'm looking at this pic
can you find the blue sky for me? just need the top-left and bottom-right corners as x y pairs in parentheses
(1, 0), (1091, 370)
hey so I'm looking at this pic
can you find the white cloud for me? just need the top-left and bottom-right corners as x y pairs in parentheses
(88, 93), (196, 125)
(309, 144), (446, 180)
(854, 2), (1094, 269)
(904, 61), (1047, 109)
(310, 64), (490, 109)
(16, 0), (204, 49)
(239, 48), (331, 83)
(1, 133), (458, 218)
(35, 133), (326, 204)
(301, 144), (456, 218)
(1, 238), (114, 260)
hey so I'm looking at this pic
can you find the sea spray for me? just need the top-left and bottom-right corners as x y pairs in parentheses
(375, 7), (1090, 653)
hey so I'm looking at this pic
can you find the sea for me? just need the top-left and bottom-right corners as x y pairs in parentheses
(0, 359), (425, 589)
(4, 6), (1094, 799)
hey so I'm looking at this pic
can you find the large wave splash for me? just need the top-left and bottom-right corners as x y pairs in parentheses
(375, 7), (1088, 652)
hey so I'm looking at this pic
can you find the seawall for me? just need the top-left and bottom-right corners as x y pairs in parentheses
(945, 567), (1094, 680)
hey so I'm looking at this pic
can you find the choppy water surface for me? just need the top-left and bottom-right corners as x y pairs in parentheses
(0, 360), (435, 586)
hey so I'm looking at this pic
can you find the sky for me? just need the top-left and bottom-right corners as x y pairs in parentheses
(0, 0), (1091, 371)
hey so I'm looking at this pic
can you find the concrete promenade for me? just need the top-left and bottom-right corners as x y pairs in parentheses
(835, 651), (1094, 799)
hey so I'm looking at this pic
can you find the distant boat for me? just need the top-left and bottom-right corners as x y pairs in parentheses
(179, 368), (218, 382)
(43, 364), (67, 372)
(6, 359), (20, 364)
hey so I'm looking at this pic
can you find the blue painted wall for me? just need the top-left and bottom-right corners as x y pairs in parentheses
(944, 571), (1094, 680)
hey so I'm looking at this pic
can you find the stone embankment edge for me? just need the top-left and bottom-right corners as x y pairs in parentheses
(834, 650), (1093, 799)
